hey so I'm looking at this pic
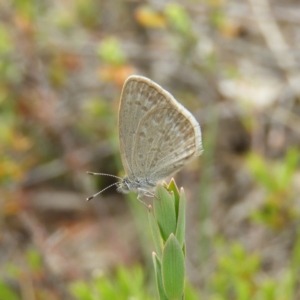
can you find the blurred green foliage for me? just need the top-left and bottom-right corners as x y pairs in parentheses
(97, 37), (127, 66)
(0, 281), (19, 300)
(165, 4), (192, 35)
(75, 0), (100, 28)
(247, 148), (299, 229)
(70, 265), (155, 300)
(70, 264), (201, 300)
(210, 241), (297, 300)
(212, 242), (260, 299)
(0, 248), (44, 300)
(11, 0), (39, 22)
(164, 3), (197, 57)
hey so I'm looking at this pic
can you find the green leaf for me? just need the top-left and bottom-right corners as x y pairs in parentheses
(167, 178), (180, 218)
(152, 253), (169, 300)
(0, 281), (19, 300)
(149, 206), (163, 258)
(175, 188), (186, 248)
(162, 234), (185, 299)
(154, 184), (177, 242)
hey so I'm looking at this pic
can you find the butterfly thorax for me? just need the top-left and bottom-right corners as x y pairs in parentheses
(117, 177), (156, 195)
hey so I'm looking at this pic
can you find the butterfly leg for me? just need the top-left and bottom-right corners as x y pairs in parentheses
(136, 188), (157, 207)
(137, 188), (155, 199)
(135, 190), (148, 207)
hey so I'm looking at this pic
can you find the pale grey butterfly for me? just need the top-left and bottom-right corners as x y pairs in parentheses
(87, 75), (202, 202)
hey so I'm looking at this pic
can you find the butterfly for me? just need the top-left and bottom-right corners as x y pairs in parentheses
(87, 75), (202, 202)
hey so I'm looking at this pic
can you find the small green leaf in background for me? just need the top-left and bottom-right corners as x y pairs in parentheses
(185, 281), (201, 300)
(97, 37), (127, 66)
(70, 281), (94, 300)
(165, 3), (192, 35)
(25, 248), (42, 272)
(278, 147), (299, 189)
(212, 242), (261, 299)
(0, 25), (13, 55)
(246, 150), (299, 229)
(162, 234), (185, 300)
(246, 153), (278, 192)
(0, 281), (19, 300)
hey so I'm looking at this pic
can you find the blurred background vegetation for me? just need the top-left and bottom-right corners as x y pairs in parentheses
(1, 0), (300, 299)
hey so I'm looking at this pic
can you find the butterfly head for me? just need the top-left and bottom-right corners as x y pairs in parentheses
(116, 177), (131, 194)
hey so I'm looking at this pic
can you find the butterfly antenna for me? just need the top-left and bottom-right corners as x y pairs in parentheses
(86, 171), (122, 181)
(86, 181), (119, 201)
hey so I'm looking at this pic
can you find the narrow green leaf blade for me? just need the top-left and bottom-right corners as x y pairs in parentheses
(148, 206), (163, 258)
(167, 179), (180, 218)
(175, 188), (186, 248)
(154, 184), (177, 242)
(152, 252), (169, 300)
(162, 234), (185, 299)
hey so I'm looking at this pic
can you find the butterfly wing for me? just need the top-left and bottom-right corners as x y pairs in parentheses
(119, 76), (202, 181)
